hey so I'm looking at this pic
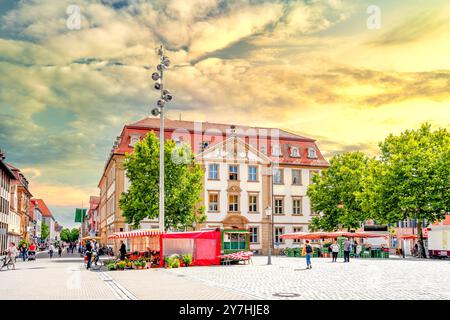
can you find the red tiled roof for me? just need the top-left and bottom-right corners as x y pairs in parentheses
(34, 199), (53, 218)
(128, 117), (315, 141)
(109, 117), (329, 168)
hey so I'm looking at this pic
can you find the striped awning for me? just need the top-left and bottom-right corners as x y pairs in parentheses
(108, 229), (164, 239)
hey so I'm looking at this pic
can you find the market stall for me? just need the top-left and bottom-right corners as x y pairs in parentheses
(108, 229), (163, 266)
(161, 230), (221, 266)
(281, 231), (389, 258)
(108, 229), (222, 267)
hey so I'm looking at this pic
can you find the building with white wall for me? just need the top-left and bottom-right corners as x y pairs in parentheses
(97, 118), (329, 253)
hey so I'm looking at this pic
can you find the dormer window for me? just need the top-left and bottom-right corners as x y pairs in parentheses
(129, 134), (140, 147)
(308, 147), (317, 159)
(271, 144), (282, 156)
(290, 146), (300, 157)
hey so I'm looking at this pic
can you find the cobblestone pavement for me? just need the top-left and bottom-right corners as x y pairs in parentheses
(107, 268), (254, 300)
(163, 256), (450, 300)
(2, 253), (449, 300)
(0, 252), (117, 300)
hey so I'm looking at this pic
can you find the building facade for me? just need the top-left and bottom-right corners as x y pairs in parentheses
(97, 118), (329, 253)
(8, 171), (21, 245)
(0, 151), (15, 252)
(29, 199), (43, 243)
(35, 199), (55, 242)
(7, 164), (32, 242)
(87, 196), (100, 238)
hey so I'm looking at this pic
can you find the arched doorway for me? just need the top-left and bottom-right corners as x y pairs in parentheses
(222, 214), (249, 230)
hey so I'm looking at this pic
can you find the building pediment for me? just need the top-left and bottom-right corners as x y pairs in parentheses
(227, 185), (242, 193)
(196, 136), (271, 164)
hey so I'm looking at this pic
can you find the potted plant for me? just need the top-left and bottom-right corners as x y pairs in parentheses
(117, 260), (126, 270)
(182, 254), (193, 267)
(163, 256), (170, 268)
(107, 262), (117, 271)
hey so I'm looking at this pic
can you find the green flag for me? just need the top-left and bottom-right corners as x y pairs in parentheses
(75, 208), (87, 223)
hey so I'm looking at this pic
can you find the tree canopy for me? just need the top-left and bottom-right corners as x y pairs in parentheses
(60, 228), (79, 243)
(308, 123), (449, 258)
(361, 123), (450, 257)
(119, 132), (206, 230)
(41, 223), (49, 241)
(307, 151), (370, 231)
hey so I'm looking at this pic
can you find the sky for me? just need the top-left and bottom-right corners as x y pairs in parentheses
(0, 0), (449, 229)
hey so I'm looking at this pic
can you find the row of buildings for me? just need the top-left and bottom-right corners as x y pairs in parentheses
(80, 117), (444, 255)
(0, 150), (62, 253)
(85, 117), (330, 254)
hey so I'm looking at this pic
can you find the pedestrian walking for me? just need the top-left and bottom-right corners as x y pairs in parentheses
(85, 240), (93, 269)
(119, 240), (126, 261)
(343, 238), (351, 262)
(331, 240), (340, 262)
(355, 241), (362, 258)
(303, 240), (313, 269)
(3, 242), (19, 270)
(48, 243), (55, 259)
(58, 245), (62, 257)
(21, 243), (28, 261)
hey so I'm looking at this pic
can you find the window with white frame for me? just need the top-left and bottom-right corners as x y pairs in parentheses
(307, 147), (317, 158)
(274, 198), (284, 214)
(228, 194), (239, 212)
(249, 227), (258, 243)
(293, 198), (302, 215)
(208, 193), (219, 212)
(274, 227), (284, 244)
(248, 194), (258, 213)
(293, 227), (303, 243)
(290, 146), (299, 157)
(273, 168), (283, 184)
(229, 165), (238, 180)
(292, 169), (301, 185)
(208, 163), (219, 180)
(129, 134), (140, 147)
(248, 166), (257, 182)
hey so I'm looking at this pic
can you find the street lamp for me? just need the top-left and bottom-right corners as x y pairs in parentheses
(151, 45), (174, 232)
(265, 206), (272, 265)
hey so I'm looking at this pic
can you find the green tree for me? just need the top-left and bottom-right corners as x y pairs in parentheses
(41, 223), (49, 241)
(119, 132), (206, 229)
(70, 228), (80, 242)
(60, 228), (70, 242)
(60, 228), (79, 242)
(362, 123), (450, 258)
(307, 152), (370, 231)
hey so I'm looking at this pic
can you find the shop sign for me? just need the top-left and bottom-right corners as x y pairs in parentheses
(107, 215), (115, 225)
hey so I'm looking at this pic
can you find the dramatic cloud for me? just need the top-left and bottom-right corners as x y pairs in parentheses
(0, 0), (449, 227)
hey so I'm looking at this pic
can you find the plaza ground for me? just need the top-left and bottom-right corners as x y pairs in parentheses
(1, 252), (449, 300)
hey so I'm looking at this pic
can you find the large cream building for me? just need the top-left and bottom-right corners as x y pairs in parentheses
(97, 118), (329, 254)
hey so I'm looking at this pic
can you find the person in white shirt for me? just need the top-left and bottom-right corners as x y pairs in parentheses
(355, 242), (362, 258)
(5, 242), (19, 269)
(48, 243), (55, 259)
(331, 241), (340, 262)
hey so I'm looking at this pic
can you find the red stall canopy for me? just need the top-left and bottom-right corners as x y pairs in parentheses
(161, 230), (221, 266)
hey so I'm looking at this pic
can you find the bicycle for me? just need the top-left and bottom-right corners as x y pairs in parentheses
(0, 255), (15, 271)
